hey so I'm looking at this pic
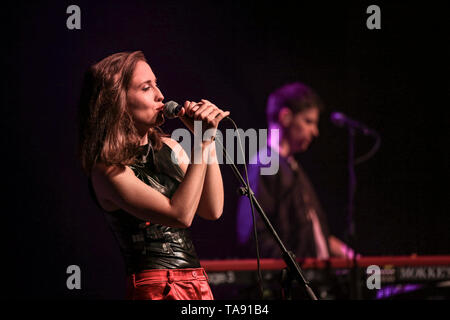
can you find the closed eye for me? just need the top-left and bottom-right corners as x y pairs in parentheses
(143, 83), (159, 92)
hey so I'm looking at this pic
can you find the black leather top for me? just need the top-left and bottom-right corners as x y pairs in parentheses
(88, 140), (201, 275)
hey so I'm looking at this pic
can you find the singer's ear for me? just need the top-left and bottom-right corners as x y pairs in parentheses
(278, 107), (293, 128)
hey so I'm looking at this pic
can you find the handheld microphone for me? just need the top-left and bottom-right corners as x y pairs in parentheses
(330, 111), (378, 136)
(163, 100), (232, 121)
(163, 100), (183, 119)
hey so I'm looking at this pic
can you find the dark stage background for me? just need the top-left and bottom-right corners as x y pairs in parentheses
(2, 1), (448, 299)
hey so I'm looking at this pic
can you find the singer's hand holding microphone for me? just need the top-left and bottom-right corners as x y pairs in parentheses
(164, 99), (230, 141)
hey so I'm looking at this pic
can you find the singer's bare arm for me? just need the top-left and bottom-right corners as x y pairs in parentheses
(196, 142), (225, 220)
(91, 101), (229, 228)
(174, 99), (230, 220)
(163, 137), (224, 220)
(91, 140), (211, 229)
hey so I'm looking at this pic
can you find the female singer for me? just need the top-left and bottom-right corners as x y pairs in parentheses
(78, 51), (229, 300)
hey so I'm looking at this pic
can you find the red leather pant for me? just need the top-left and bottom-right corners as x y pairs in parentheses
(125, 268), (214, 300)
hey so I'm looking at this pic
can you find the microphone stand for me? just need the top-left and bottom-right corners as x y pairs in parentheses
(214, 135), (318, 300)
(347, 128), (362, 300)
(345, 125), (380, 299)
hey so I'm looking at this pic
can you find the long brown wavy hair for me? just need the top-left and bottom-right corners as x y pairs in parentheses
(77, 51), (164, 176)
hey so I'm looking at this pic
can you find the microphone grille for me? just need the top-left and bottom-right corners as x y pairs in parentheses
(330, 111), (345, 127)
(163, 100), (180, 119)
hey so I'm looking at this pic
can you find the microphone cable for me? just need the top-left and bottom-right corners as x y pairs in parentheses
(355, 132), (381, 165)
(214, 116), (265, 299)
